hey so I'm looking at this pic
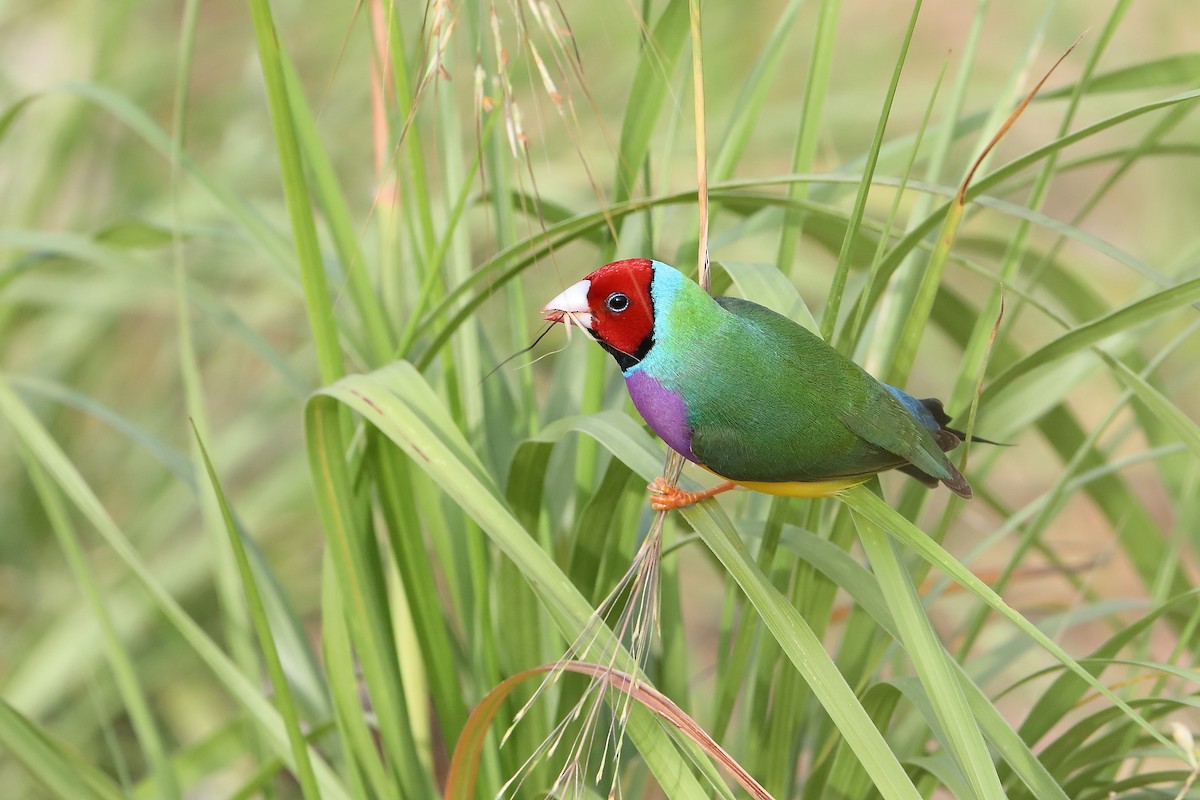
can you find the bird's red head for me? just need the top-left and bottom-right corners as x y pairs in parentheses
(542, 258), (656, 363)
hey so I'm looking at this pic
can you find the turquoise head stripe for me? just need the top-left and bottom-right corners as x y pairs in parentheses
(626, 261), (704, 379)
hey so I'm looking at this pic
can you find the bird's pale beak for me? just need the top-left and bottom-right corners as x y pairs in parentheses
(542, 279), (592, 328)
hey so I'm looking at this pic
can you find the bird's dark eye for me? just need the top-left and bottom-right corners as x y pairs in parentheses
(605, 292), (630, 313)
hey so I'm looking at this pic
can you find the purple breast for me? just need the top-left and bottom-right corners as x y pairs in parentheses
(625, 370), (696, 462)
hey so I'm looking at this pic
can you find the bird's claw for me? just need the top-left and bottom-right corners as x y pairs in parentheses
(647, 477), (686, 512)
(647, 477), (736, 511)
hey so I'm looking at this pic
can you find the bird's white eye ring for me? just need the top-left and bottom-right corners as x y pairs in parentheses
(606, 292), (630, 313)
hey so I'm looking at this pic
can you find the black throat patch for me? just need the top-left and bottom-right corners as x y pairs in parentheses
(598, 333), (654, 372)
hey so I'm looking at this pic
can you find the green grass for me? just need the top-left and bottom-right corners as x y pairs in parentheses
(3, 0), (1200, 798)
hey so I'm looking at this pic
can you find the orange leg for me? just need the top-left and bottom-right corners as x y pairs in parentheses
(647, 477), (737, 511)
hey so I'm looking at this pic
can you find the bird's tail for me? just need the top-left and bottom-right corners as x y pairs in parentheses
(917, 397), (1009, 448)
(896, 397), (1006, 495)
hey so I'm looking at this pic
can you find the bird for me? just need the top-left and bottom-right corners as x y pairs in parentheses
(541, 257), (986, 511)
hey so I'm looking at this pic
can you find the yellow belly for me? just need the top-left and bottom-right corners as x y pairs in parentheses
(699, 465), (871, 498)
(733, 476), (870, 497)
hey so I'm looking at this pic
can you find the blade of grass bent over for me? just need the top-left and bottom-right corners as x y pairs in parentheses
(445, 662), (774, 800)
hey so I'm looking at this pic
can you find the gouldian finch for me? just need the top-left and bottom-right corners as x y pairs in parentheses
(542, 258), (979, 511)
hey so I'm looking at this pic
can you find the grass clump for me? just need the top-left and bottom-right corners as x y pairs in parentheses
(2, 1), (1200, 798)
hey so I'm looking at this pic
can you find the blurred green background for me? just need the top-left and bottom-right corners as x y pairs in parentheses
(2, 0), (1200, 798)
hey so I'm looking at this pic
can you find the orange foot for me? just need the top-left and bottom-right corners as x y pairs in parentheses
(647, 477), (737, 512)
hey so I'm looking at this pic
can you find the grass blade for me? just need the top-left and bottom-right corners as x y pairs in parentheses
(191, 427), (323, 800)
(0, 698), (126, 800)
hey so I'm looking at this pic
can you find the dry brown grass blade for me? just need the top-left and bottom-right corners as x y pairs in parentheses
(956, 33), (1085, 204)
(892, 34), (1082, 393)
(368, 0), (459, 211)
(445, 661), (775, 800)
(516, 0), (620, 243)
(481, 0), (624, 255)
(369, 0), (392, 185)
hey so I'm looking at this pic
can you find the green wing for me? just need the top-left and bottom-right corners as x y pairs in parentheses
(837, 381), (972, 498)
